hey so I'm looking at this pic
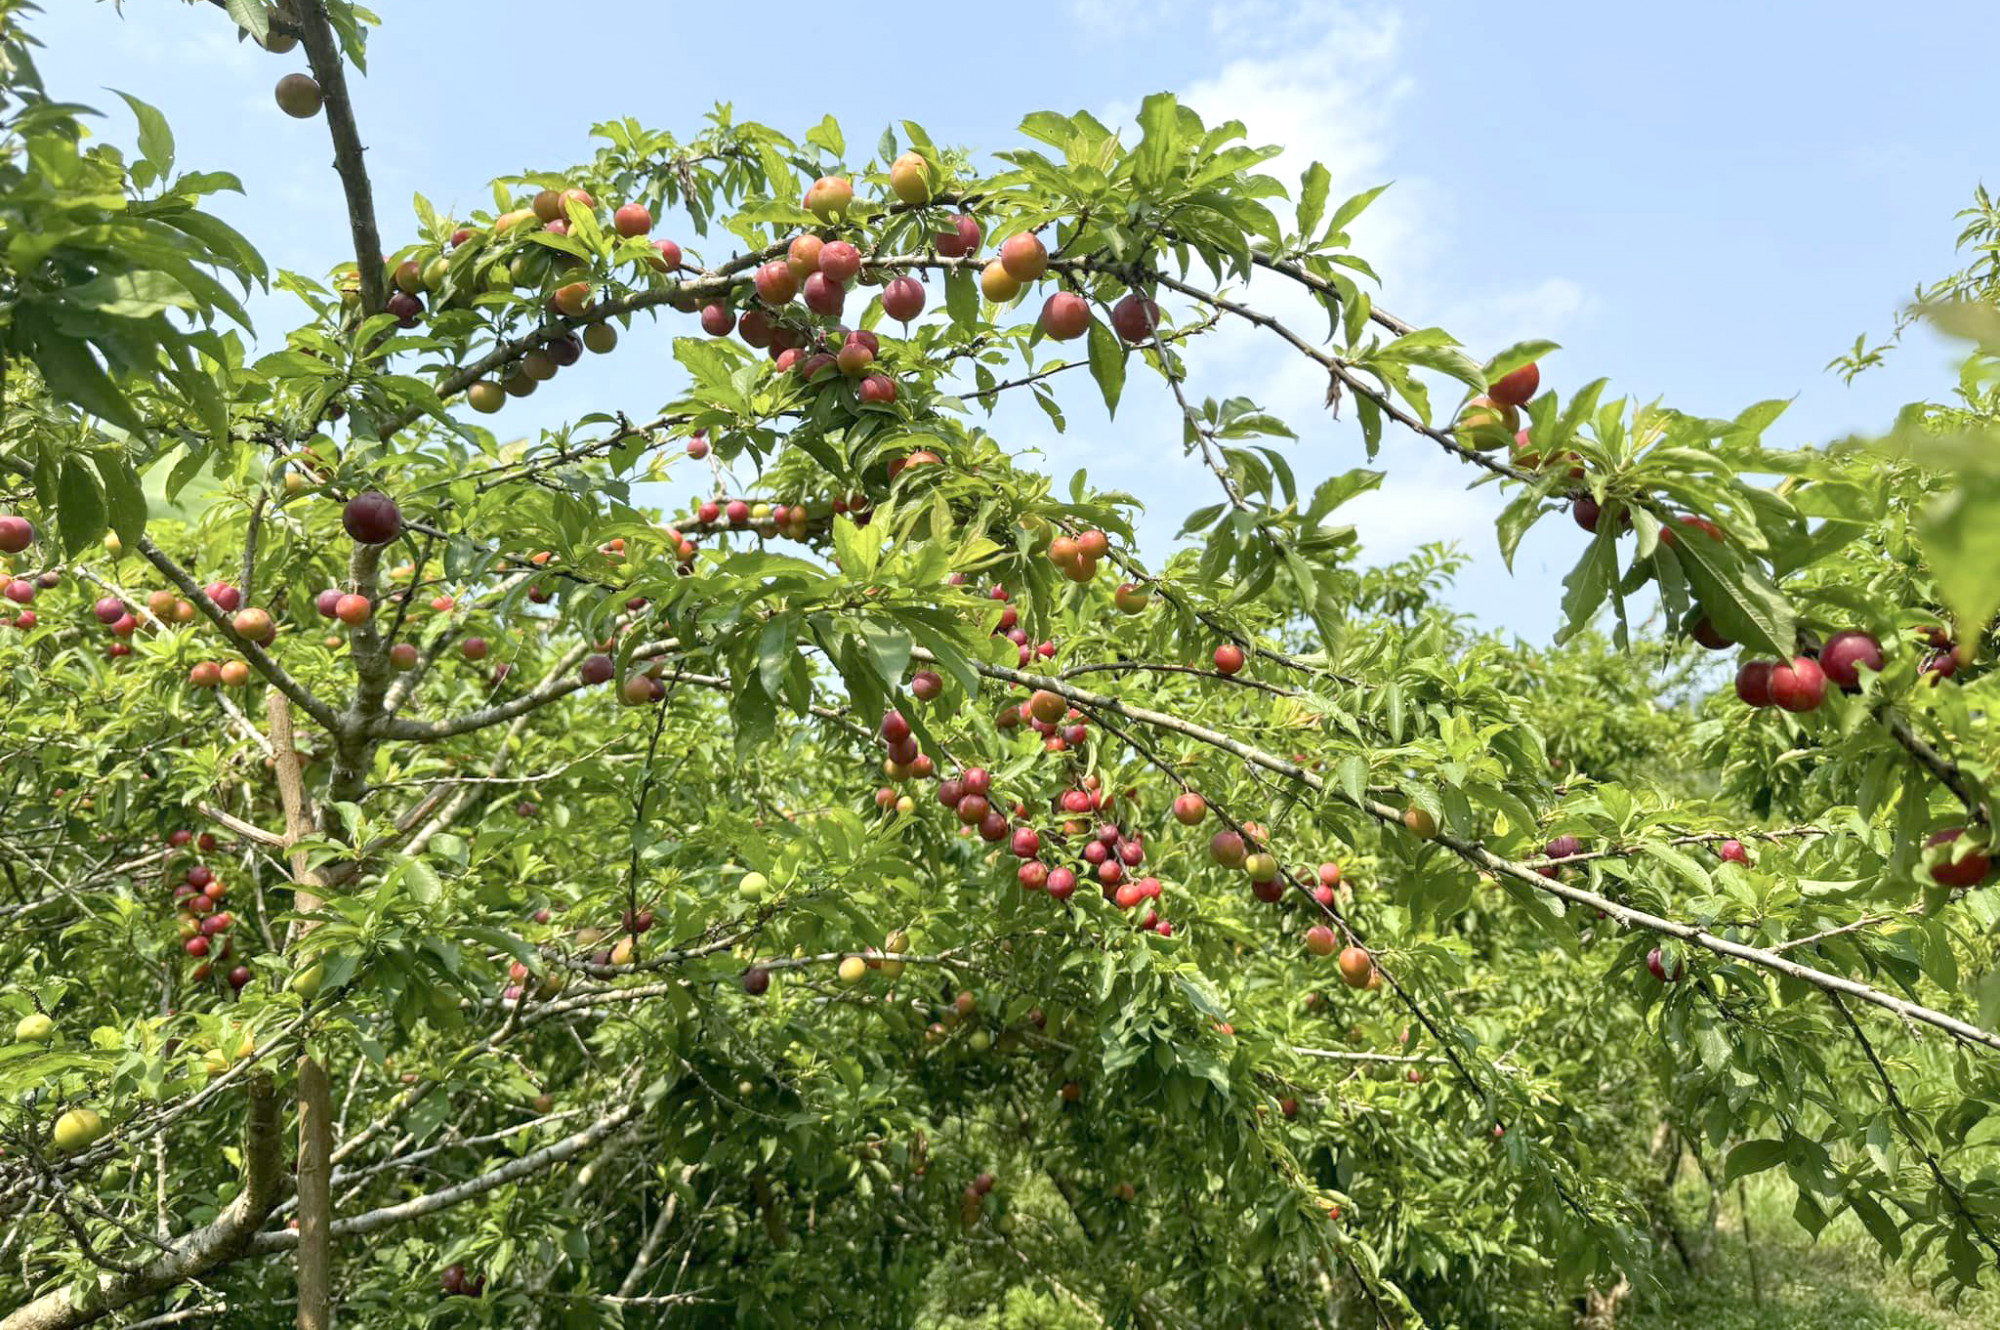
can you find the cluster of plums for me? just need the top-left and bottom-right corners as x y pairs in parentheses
(166, 830), (252, 991)
(1735, 625), (1962, 716)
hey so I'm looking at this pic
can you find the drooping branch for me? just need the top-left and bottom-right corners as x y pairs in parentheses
(919, 649), (2000, 1056)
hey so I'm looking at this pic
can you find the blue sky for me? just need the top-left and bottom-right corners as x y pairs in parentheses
(36, 1), (1991, 641)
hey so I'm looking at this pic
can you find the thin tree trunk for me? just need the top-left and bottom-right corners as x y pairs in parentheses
(1739, 1180), (1762, 1307)
(267, 693), (331, 1330)
(296, 1056), (332, 1330)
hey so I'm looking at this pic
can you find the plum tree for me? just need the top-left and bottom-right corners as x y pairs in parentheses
(2, 9), (1997, 1329)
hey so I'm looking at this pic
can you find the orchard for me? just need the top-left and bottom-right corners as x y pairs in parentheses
(2, 3), (1998, 1329)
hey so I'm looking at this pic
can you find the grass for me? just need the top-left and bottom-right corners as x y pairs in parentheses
(1625, 1176), (1997, 1330)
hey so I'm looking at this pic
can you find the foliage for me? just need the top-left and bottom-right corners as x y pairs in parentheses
(0, 2), (1996, 1328)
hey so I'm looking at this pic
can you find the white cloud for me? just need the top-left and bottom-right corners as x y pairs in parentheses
(1085, 2), (1597, 574)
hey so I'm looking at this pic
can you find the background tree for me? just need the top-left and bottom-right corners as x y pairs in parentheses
(1, 2), (1996, 1327)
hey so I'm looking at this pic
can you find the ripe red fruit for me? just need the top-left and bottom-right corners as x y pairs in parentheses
(651, 238), (684, 272)
(314, 589), (342, 618)
(1046, 866), (1078, 901)
(334, 593), (371, 626)
(1543, 834), (1582, 860)
(818, 241), (862, 284)
(1011, 826), (1042, 859)
(1097, 859), (1124, 887)
(1572, 496), (1603, 532)
(1039, 292), (1091, 341)
(1110, 294), (1160, 344)
(1645, 947), (1685, 983)
(342, 491), (402, 545)
(1734, 661), (1775, 708)
(1818, 630), (1884, 690)
(389, 643), (419, 670)
(1305, 925), (1336, 956)
(93, 596), (126, 625)
(1210, 832), (1246, 867)
(1689, 616), (1733, 650)
(725, 500), (750, 525)
(460, 637), (489, 661)
(188, 661), (222, 688)
(0, 515), (32, 553)
(1922, 649), (1960, 683)
(999, 233), (1048, 281)
(836, 341), (874, 376)
(1172, 793), (1207, 825)
(385, 290), (423, 326)
(204, 582), (243, 612)
(742, 965), (771, 995)
(859, 374), (898, 404)
(1487, 361), (1541, 407)
(613, 203), (652, 237)
(1927, 828), (1992, 888)
(1336, 947), (1374, 988)
(881, 711), (912, 744)
(1018, 860), (1049, 891)
(882, 276), (925, 322)
(1317, 862), (1342, 889)
(979, 810), (1009, 842)
(803, 272), (845, 317)
(580, 654), (615, 686)
(1718, 839), (1749, 865)
(1213, 644), (1245, 675)
(756, 261), (799, 305)
(232, 608), (275, 644)
(935, 214), (982, 258)
(1766, 656), (1826, 713)
(804, 176), (854, 222)
(2, 579), (31, 605)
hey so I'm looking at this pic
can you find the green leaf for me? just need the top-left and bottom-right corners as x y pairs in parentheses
(1085, 319), (1124, 417)
(944, 269), (978, 330)
(56, 455), (108, 556)
(1671, 528), (1796, 658)
(1555, 531), (1616, 643)
(115, 92), (174, 181)
(1848, 1191), (1904, 1259)
(1724, 1138), (1787, 1184)
(92, 452), (148, 549)
(60, 270), (197, 320)
(226, 0), (269, 41)
(15, 311), (148, 434)
(1325, 183), (1390, 242)
(1916, 472), (2000, 643)
(1296, 162), (1331, 241)
(1132, 93), (1181, 191)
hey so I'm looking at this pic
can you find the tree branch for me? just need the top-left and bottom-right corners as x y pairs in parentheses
(294, 0), (385, 315)
(1, 1075), (282, 1330)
